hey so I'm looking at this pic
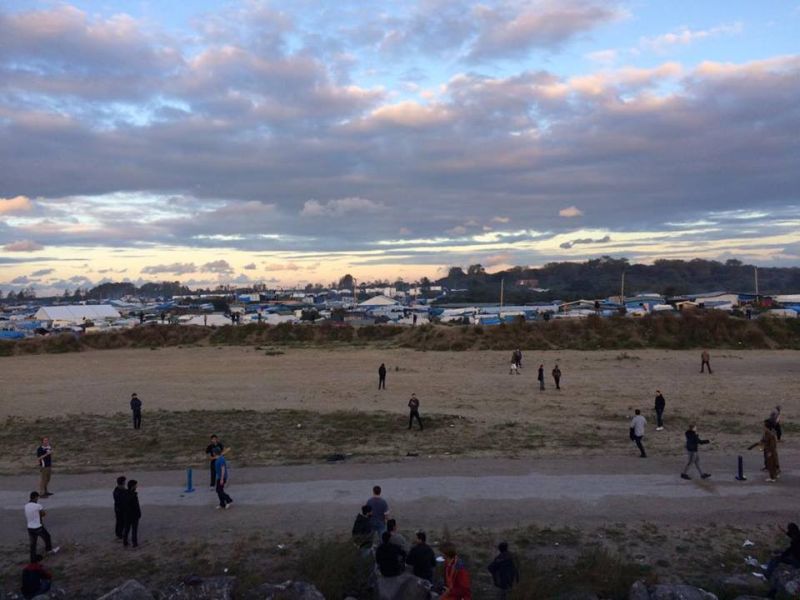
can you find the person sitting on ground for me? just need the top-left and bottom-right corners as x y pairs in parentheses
(351, 504), (373, 549)
(21, 554), (52, 600)
(375, 531), (406, 577)
(442, 544), (472, 600)
(765, 522), (800, 580)
(406, 530), (437, 583)
(387, 518), (410, 553)
(488, 541), (519, 599)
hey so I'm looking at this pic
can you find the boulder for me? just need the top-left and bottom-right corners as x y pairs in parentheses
(770, 565), (800, 599)
(629, 580), (651, 600)
(97, 580), (155, 600)
(649, 585), (718, 600)
(719, 574), (768, 598)
(242, 580), (325, 600)
(159, 576), (237, 600)
(376, 572), (434, 600)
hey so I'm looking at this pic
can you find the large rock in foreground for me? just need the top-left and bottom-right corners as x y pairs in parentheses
(159, 576), (237, 600)
(770, 565), (800, 599)
(629, 581), (718, 600)
(242, 580), (325, 600)
(97, 580), (155, 600)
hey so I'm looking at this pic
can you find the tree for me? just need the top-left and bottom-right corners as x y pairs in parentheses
(337, 274), (355, 290)
(467, 264), (485, 277)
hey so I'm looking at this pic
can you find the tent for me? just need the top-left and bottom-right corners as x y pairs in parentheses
(358, 295), (399, 307)
(34, 305), (121, 323)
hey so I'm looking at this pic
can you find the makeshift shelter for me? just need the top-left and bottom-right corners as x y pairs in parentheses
(34, 305), (121, 324)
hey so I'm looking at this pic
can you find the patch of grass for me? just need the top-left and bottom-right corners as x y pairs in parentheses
(296, 539), (373, 599)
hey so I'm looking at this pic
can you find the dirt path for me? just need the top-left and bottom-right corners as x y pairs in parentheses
(2, 454), (798, 551)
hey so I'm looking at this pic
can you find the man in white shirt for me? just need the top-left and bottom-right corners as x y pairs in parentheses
(630, 409), (647, 458)
(25, 492), (59, 562)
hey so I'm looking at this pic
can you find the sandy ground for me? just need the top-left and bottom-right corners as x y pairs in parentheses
(2, 346), (798, 420)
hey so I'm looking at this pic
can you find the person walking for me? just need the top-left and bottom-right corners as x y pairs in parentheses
(630, 410), (647, 458)
(21, 554), (53, 600)
(25, 492), (59, 562)
(750, 420), (780, 482)
(406, 531), (437, 583)
(680, 424), (711, 480)
(552, 365), (562, 390)
(366, 485), (389, 537)
(35, 438), (53, 498)
(351, 505), (373, 549)
(408, 393), (423, 430)
(537, 365), (545, 391)
(509, 351), (519, 375)
(378, 363), (387, 389)
(113, 476), (127, 541)
(205, 435), (227, 489)
(442, 544), (472, 600)
(213, 449), (233, 508)
(700, 350), (712, 374)
(768, 405), (782, 441)
(654, 391), (666, 431)
(130, 393), (142, 430)
(514, 349), (522, 370)
(488, 542), (519, 600)
(122, 479), (141, 548)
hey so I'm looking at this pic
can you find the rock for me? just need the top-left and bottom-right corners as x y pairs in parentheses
(159, 576), (237, 600)
(719, 574), (769, 598)
(629, 580), (651, 600)
(770, 565), (800, 599)
(242, 580), (325, 600)
(649, 584), (718, 600)
(97, 580), (155, 600)
(376, 572), (434, 600)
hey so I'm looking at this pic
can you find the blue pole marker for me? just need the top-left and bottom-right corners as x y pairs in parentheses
(736, 455), (747, 481)
(185, 468), (195, 492)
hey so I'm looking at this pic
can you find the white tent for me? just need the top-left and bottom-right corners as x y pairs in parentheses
(359, 295), (399, 307)
(34, 305), (121, 323)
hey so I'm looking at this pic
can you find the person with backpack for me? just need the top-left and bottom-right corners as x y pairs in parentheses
(680, 424), (711, 480)
(488, 542), (519, 599)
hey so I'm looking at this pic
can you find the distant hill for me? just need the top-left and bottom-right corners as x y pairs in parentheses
(436, 257), (800, 303)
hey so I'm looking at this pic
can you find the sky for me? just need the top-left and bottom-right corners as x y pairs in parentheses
(1, 0), (799, 295)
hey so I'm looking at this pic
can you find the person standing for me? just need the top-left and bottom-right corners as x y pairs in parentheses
(25, 492), (59, 562)
(35, 438), (53, 498)
(113, 476), (127, 541)
(680, 424), (711, 480)
(700, 350), (712, 374)
(768, 405), (782, 441)
(206, 435), (226, 488)
(630, 410), (647, 458)
(386, 518), (410, 554)
(130, 393), (142, 430)
(750, 421), (780, 482)
(442, 544), (472, 600)
(122, 479), (141, 547)
(552, 365), (562, 390)
(213, 449), (233, 509)
(406, 531), (437, 583)
(21, 554), (53, 600)
(654, 391), (666, 431)
(378, 363), (387, 390)
(351, 505), (373, 549)
(488, 542), (519, 600)
(366, 485), (389, 537)
(537, 365), (545, 391)
(514, 349), (522, 370)
(408, 393), (423, 430)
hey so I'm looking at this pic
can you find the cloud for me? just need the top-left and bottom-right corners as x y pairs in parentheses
(31, 268), (55, 277)
(491, 216), (510, 223)
(640, 23), (743, 53)
(264, 262), (302, 271)
(559, 235), (611, 249)
(243, 262), (257, 270)
(0, 195), (33, 214)
(11, 275), (32, 284)
(559, 206), (584, 218)
(141, 262), (197, 275)
(3, 240), (44, 252)
(586, 49), (617, 64)
(301, 197), (385, 217)
(200, 260), (233, 273)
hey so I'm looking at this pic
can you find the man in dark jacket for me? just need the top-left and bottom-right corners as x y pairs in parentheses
(122, 479), (141, 548)
(130, 393), (142, 430)
(537, 365), (545, 391)
(378, 363), (387, 390)
(654, 391), (666, 431)
(406, 531), (437, 582)
(765, 522), (800, 579)
(375, 531), (406, 577)
(488, 542), (519, 599)
(408, 394), (423, 430)
(113, 476), (126, 541)
(351, 505), (373, 549)
(21, 555), (52, 600)
(680, 425), (711, 480)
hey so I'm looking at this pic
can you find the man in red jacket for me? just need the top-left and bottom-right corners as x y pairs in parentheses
(442, 544), (472, 600)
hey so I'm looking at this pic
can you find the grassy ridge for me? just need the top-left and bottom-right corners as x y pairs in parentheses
(1, 312), (799, 357)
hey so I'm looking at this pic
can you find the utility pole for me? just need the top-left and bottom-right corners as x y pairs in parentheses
(500, 278), (504, 310)
(754, 266), (759, 302)
(620, 270), (626, 305)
